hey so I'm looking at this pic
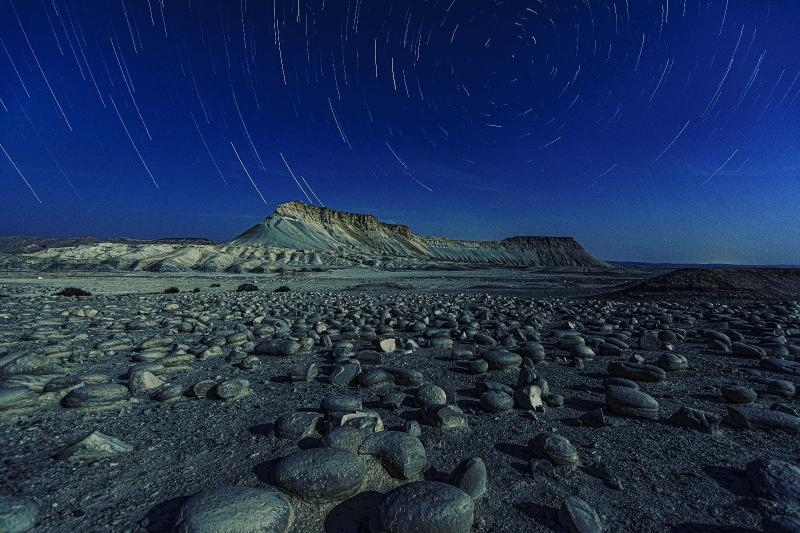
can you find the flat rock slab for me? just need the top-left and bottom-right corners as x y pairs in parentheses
(369, 481), (474, 533)
(272, 447), (366, 502)
(608, 361), (666, 383)
(176, 486), (293, 533)
(61, 383), (130, 409)
(760, 357), (800, 376)
(668, 407), (720, 435)
(724, 406), (800, 433)
(0, 387), (39, 412)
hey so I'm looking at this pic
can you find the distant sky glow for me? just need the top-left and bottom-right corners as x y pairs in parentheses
(0, 1), (799, 264)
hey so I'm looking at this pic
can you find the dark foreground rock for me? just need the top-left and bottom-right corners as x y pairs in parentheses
(176, 486), (293, 532)
(368, 481), (474, 533)
(272, 447), (366, 502)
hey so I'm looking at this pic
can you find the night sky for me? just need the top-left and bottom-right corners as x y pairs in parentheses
(1, 1), (799, 264)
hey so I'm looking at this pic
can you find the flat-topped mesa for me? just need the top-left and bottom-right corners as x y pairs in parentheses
(274, 201), (414, 237)
(230, 201), (609, 268)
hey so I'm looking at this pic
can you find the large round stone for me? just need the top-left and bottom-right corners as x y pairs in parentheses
(482, 350), (522, 370)
(606, 386), (659, 419)
(480, 391), (514, 413)
(383, 367), (424, 387)
(448, 457), (487, 499)
(429, 337), (454, 349)
(358, 368), (395, 388)
(253, 339), (300, 357)
(212, 379), (250, 400)
(657, 353), (688, 371)
(528, 432), (579, 467)
(176, 486), (293, 533)
(321, 394), (362, 413)
(517, 342), (545, 362)
(128, 370), (164, 394)
(415, 384), (447, 407)
(272, 447), (365, 502)
(369, 481), (474, 533)
(322, 426), (370, 453)
(359, 431), (427, 479)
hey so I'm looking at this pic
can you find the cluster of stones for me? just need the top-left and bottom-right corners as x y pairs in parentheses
(183, 382), (488, 532)
(1, 285), (799, 530)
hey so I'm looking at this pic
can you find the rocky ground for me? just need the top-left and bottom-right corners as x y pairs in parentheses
(0, 267), (799, 532)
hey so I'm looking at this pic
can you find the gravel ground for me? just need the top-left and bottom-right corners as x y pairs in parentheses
(0, 268), (798, 532)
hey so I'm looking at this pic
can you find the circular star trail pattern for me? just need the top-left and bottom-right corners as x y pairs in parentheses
(0, 0), (799, 264)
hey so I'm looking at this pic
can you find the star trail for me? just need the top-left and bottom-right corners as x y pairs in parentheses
(0, 0), (799, 264)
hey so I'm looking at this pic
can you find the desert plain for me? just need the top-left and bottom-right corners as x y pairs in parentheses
(0, 204), (798, 533)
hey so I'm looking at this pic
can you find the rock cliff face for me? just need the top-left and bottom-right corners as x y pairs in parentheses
(230, 202), (608, 268)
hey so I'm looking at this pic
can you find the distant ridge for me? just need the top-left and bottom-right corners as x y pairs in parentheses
(230, 201), (609, 268)
(0, 202), (608, 272)
(612, 268), (800, 301)
(0, 236), (215, 255)
(611, 261), (800, 270)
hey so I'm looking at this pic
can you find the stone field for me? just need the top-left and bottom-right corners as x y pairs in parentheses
(0, 267), (798, 532)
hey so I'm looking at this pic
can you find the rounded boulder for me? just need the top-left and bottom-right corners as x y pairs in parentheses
(369, 481), (474, 533)
(176, 486), (292, 533)
(272, 447), (365, 502)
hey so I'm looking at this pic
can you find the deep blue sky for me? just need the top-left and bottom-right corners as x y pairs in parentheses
(1, 0), (799, 264)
